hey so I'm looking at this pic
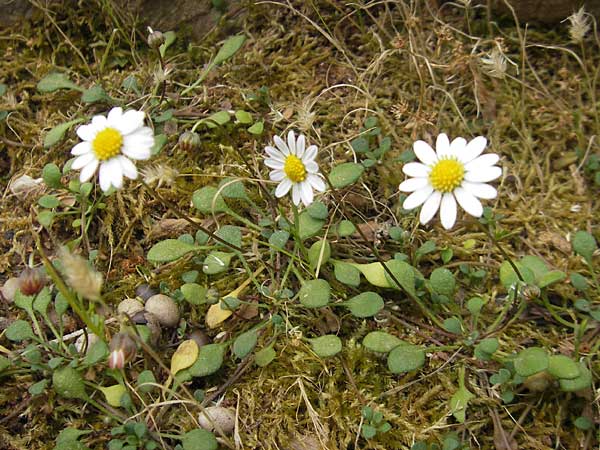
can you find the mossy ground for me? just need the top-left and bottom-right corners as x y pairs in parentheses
(0, 1), (599, 449)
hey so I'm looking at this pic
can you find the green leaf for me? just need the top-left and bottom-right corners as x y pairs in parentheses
(351, 262), (388, 288)
(342, 291), (384, 318)
(159, 31), (177, 58)
(255, 345), (276, 367)
(187, 343), (226, 377)
(443, 317), (462, 334)
(14, 290), (34, 312)
(192, 186), (229, 214)
(308, 240), (331, 269)
(384, 260), (416, 296)
(137, 370), (157, 393)
(514, 347), (549, 377)
(83, 339), (109, 365)
(298, 279), (330, 308)
(232, 330), (258, 359)
(309, 335), (342, 358)
(202, 251), (233, 274)
(538, 270), (566, 288)
(499, 261), (535, 289)
(298, 210), (325, 240)
(247, 120), (264, 135)
(151, 133), (167, 155)
(42, 163), (62, 188)
(570, 272), (588, 291)
(204, 110), (230, 127)
(387, 343), (425, 374)
(547, 355), (580, 380)
(121, 75), (140, 93)
(415, 240), (436, 260)
(147, 239), (199, 263)
(449, 381), (474, 423)
(467, 297), (485, 315)
(6, 320), (34, 342)
(0, 83), (6, 96)
(44, 118), (84, 148)
(269, 230), (289, 249)
(235, 110), (253, 124)
(38, 194), (60, 209)
(37, 210), (55, 228)
(351, 136), (369, 153)
(429, 268), (455, 296)
(520, 255), (549, 279)
(558, 363), (592, 392)
(337, 220), (356, 237)
(181, 429), (218, 450)
(361, 424), (377, 439)
(474, 338), (499, 360)
(28, 379), (48, 396)
(306, 201), (328, 220)
(37, 73), (81, 93)
(181, 283), (208, 305)
(218, 177), (248, 200)
(489, 368), (511, 385)
(213, 34), (246, 66)
(81, 85), (109, 103)
(32, 288), (51, 315)
(333, 261), (361, 287)
(573, 416), (593, 430)
(215, 225), (242, 249)
(99, 384), (127, 407)
(0, 355), (10, 372)
(363, 331), (402, 353)
(52, 366), (87, 400)
(329, 162), (364, 189)
(572, 231), (597, 264)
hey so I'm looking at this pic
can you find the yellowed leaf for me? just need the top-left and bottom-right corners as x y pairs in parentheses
(350, 262), (391, 288)
(171, 339), (199, 375)
(99, 384), (126, 407)
(206, 301), (233, 329)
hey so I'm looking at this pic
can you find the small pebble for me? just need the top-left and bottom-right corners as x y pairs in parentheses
(198, 406), (236, 435)
(145, 294), (180, 328)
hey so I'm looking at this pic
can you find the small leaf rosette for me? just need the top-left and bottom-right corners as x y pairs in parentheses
(400, 133), (502, 229)
(71, 107), (154, 192)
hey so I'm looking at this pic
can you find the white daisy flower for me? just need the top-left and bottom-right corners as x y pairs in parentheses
(399, 133), (501, 230)
(70, 107), (154, 192)
(264, 130), (325, 207)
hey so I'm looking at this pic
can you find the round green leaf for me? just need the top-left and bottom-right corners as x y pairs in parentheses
(192, 187), (229, 214)
(547, 355), (581, 380)
(337, 220), (356, 237)
(42, 163), (63, 187)
(429, 268), (455, 296)
(298, 279), (330, 308)
(558, 363), (592, 392)
(309, 335), (342, 358)
(38, 194), (60, 209)
(308, 240), (331, 269)
(202, 251), (233, 274)
(232, 330), (258, 359)
(329, 162), (365, 189)
(306, 201), (328, 220)
(343, 292), (384, 318)
(181, 283), (208, 305)
(298, 211), (325, 240)
(387, 344), (425, 374)
(147, 239), (199, 263)
(137, 370), (157, 393)
(181, 429), (218, 450)
(37, 72), (80, 93)
(572, 231), (597, 263)
(383, 260), (416, 295)
(187, 344), (226, 377)
(5, 320), (34, 342)
(514, 347), (549, 377)
(255, 345), (276, 367)
(363, 331), (402, 353)
(52, 366), (87, 400)
(333, 261), (361, 287)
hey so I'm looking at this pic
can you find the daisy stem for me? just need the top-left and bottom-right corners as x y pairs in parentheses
(477, 222), (524, 283)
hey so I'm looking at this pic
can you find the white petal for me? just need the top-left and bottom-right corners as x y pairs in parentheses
(273, 135), (290, 155)
(440, 193), (457, 229)
(303, 145), (318, 162)
(413, 140), (438, 165)
(71, 141), (92, 156)
(79, 159), (99, 182)
(296, 134), (306, 158)
(305, 161), (319, 173)
(103, 158), (123, 190)
(291, 184), (301, 205)
(454, 187), (483, 217)
(76, 123), (99, 142)
(265, 146), (285, 161)
(462, 181), (497, 199)
(464, 165), (502, 183)
(72, 153), (96, 170)
(419, 191), (442, 225)
(449, 137), (467, 157)
(265, 158), (284, 169)
(117, 156), (138, 180)
(287, 130), (296, 155)
(403, 186), (434, 210)
(436, 133), (451, 158)
(458, 136), (487, 163)
(464, 153), (500, 172)
(106, 107), (123, 125)
(99, 162), (112, 192)
(115, 110), (146, 135)
(402, 162), (430, 177)
(307, 174), (326, 192)
(122, 128), (153, 160)
(91, 115), (108, 129)
(270, 169), (285, 181)
(399, 177), (429, 192)
(300, 181), (314, 206)
(275, 178), (292, 197)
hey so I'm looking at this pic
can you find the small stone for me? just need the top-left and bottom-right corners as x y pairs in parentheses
(74, 333), (100, 354)
(145, 294), (180, 328)
(1, 278), (21, 303)
(117, 298), (145, 317)
(198, 406), (236, 435)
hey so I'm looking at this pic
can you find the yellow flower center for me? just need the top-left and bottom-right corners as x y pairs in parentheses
(92, 127), (123, 161)
(429, 158), (465, 193)
(284, 154), (307, 183)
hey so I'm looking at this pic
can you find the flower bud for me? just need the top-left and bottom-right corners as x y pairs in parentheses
(147, 30), (165, 49)
(18, 267), (47, 296)
(178, 131), (201, 152)
(108, 332), (137, 369)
